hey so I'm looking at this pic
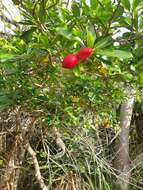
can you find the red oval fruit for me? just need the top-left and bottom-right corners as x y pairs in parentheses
(62, 54), (79, 69)
(76, 48), (93, 60)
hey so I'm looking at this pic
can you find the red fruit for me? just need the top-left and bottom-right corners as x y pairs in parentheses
(62, 54), (79, 69)
(76, 48), (93, 60)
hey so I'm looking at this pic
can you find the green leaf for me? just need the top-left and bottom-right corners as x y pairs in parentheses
(119, 16), (132, 29)
(21, 28), (36, 43)
(121, 0), (130, 10)
(38, 0), (46, 22)
(113, 5), (124, 20)
(140, 16), (143, 29)
(72, 2), (80, 17)
(139, 73), (143, 85)
(135, 59), (143, 70)
(134, 47), (143, 58)
(0, 160), (4, 166)
(12, 0), (20, 5)
(123, 32), (131, 39)
(97, 50), (133, 59)
(90, 0), (98, 8)
(0, 63), (17, 74)
(0, 94), (13, 110)
(94, 37), (112, 49)
(73, 37), (85, 46)
(86, 30), (95, 48)
(134, 12), (138, 30)
(122, 72), (133, 81)
(56, 27), (73, 40)
(0, 52), (15, 63)
(133, 0), (141, 11)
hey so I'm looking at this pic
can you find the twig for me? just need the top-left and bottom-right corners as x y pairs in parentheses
(109, 128), (121, 145)
(26, 143), (48, 190)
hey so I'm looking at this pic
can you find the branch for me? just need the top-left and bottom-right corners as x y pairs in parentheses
(26, 143), (47, 190)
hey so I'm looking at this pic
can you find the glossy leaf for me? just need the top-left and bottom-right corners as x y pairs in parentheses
(56, 27), (73, 40)
(94, 37), (112, 49)
(87, 30), (95, 48)
(139, 73), (143, 85)
(72, 2), (80, 17)
(73, 37), (85, 46)
(97, 50), (133, 59)
(121, 0), (130, 10)
(38, 0), (46, 22)
(113, 5), (124, 20)
(0, 53), (15, 63)
(133, 0), (141, 11)
(21, 28), (36, 42)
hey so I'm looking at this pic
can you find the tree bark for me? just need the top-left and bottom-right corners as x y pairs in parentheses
(114, 88), (135, 190)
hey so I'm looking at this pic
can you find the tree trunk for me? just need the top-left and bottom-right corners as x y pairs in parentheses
(114, 88), (135, 190)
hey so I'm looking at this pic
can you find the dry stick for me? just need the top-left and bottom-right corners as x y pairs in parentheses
(52, 127), (66, 159)
(26, 143), (48, 190)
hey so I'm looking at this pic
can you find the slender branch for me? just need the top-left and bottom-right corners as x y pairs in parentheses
(26, 143), (48, 190)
